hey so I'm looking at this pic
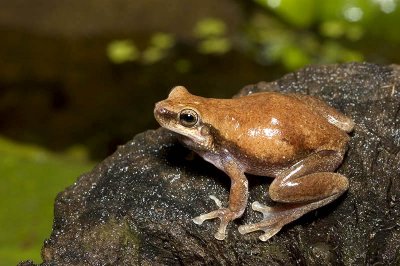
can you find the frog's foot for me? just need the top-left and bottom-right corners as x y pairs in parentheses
(237, 201), (288, 241)
(192, 195), (236, 240)
(239, 195), (340, 241)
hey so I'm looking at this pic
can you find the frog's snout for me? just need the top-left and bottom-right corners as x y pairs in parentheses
(154, 106), (168, 115)
(154, 102), (175, 125)
(154, 102), (167, 117)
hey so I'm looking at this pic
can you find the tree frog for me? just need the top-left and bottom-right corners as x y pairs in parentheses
(154, 86), (354, 241)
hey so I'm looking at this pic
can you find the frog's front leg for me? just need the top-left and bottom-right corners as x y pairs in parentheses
(238, 150), (349, 241)
(193, 160), (248, 240)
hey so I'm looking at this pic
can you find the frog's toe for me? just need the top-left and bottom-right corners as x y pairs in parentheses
(258, 226), (283, 241)
(192, 216), (205, 225)
(192, 208), (233, 240)
(209, 195), (223, 208)
(251, 201), (267, 211)
(238, 221), (283, 241)
(238, 222), (260, 234)
(251, 201), (278, 219)
(192, 195), (224, 225)
(214, 218), (229, 240)
(238, 201), (286, 239)
(192, 209), (220, 225)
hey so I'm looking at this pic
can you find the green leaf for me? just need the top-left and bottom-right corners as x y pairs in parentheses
(282, 45), (311, 70)
(107, 40), (139, 64)
(194, 18), (227, 38)
(0, 137), (94, 265)
(197, 37), (231, 55)
(255, 0), (316, 27)
(150, 33), (175, 50)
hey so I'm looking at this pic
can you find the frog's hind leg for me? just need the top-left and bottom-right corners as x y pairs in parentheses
(238, 150), (349, 241)
(238, 193), (343, 241)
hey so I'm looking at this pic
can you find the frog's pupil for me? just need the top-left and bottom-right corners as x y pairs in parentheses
(179, 109), (198, 127)
(180, 113), (194, 122)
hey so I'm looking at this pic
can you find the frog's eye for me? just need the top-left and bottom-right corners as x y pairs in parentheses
(179, 109), (198, 127)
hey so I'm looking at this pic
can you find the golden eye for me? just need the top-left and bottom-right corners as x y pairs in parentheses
(179, 109), (198, 127)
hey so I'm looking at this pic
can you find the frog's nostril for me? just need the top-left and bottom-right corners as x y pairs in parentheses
(158, 107), (167, 114)
(154, 104), (174, 120)
(154, 106), (170, 117)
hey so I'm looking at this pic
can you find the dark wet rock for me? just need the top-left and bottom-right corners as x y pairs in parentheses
(22, 62), (400, 265)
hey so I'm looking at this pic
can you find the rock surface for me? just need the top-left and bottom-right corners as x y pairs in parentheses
(22, 62), (400, 265)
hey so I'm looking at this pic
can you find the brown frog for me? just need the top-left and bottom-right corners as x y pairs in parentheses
(154, 86), (354, 241)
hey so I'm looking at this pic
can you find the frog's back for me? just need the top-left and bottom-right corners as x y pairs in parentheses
(208, 92), (349, 169)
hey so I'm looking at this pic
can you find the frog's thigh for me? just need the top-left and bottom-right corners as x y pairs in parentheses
(269, 172), (349, 203)
(269, 150), (349, 203)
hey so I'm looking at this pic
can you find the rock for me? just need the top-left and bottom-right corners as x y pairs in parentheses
(21, 62), (400, 265)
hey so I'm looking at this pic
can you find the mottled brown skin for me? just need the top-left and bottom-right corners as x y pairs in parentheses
(154, 86), (354, 241)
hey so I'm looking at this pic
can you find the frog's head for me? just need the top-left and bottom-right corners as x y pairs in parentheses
(154, 86), (213, 148)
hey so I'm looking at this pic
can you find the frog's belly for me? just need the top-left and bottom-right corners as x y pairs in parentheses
(199, 146), (308, 179)
(229, 140), (314, 178)
(239, 156), (294, 178)
(232, 150), (302, 178)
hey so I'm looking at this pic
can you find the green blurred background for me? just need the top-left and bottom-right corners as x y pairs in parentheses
(1, 0), (399, 264)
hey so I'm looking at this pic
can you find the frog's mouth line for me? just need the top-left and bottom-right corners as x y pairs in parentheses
(164, 124), (207, 143)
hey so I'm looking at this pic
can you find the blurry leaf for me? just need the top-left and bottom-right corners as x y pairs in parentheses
(345, 24), (364, 41)
(64, 145), (89, 161)
(319, 0), (373, 22)
(264, 42), (287, 62)
(198, 37), (231, 55)
(254, 0), (280, 9)
(142, 47), (164, 64)
(150, 33), (175, 49)
(340, 0), (379, 23)
(320, 41), (364, 63)
(281, 45), (310, 70)
(0, 136), (94, 265)
(194, 18), (227, 38)
(320, 20), (364, 41)
(343, 6), (364, 22)
(142, 33), (175, 64)
(301, 35), (319, 52)
(320, 20), (346, 38)
(320, 41), (343, 62)
(107, 40), (139, 64)
(255, 0), (316, 27)
(341, 49), (364, 62)
(372, 0), (397, 13)
(174, 59), (192, 73)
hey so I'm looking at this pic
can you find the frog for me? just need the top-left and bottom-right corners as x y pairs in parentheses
(154, 86), (354, 241)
